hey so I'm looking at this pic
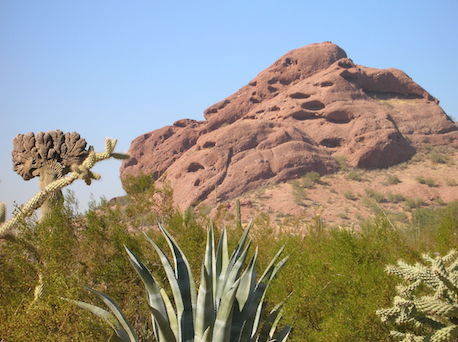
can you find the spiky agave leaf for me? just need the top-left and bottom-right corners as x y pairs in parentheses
(72, 220), (290, 342)
(67, 288), (138, 342)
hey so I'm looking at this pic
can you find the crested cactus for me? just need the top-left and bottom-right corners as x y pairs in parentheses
(12, 130), (89, 217)
(1, 137), (128, 238)
(70, 223), (291, 342)
(376, 250), (458, 342)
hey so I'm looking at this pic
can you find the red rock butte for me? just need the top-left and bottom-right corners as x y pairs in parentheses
(120, 42), (458, 209)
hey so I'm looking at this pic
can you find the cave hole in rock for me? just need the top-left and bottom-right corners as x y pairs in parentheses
(291, 110), (319, 120)
(269, 105), (280, 111)
(249, 97), (260, 104)
(326, 111), (352, 124)
(282, 57), (296, 66)
(279, 79), (292, 86)
(256, 109), (265, 114)
(320, 81), (334, 87)
(338, 60), (354, 69)
(320, 138), (343, 148)
(187, 162), (204, 172)
(301, 100), (325, 111)
(267, 77), (278, 84)
(289, 92), (310, 99)
(194, 179), (201, 186)
(202, 141), (216, 148)
(218, 99), (230, 110)
(268, 85), (278, 93)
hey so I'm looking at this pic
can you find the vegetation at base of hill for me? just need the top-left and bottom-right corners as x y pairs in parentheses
(1, 175), (457, 341)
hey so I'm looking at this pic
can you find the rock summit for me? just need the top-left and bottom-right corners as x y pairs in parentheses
(121, 42), (457, 208)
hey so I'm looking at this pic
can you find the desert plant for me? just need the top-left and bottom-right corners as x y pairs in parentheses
(430, 151), (450, 164)
(416, 176), (438, 188)
(365, 188), (386, 203)
(1, 137), (128, 238)
(385, 174), (402, 185)
(405, 198), (425, 211)
(344, 191), (358, 201)
(11, 130), (91, 216)
(386, 193), (406, 204)
(377, 250), (458, 341)
(0, 202), (5, 224)
(70, 223), (291, 342)
(346, 170), (364, 182)
(334, 155), (349, 171)
(445, 179), (457, 187)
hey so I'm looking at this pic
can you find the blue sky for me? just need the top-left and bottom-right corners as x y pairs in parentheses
(1, 0), (457, 216)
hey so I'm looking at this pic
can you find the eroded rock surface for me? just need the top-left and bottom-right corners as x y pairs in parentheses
(121, 42), (458, 208)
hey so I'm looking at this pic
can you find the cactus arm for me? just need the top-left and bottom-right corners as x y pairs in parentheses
(0, 202), (5, 223)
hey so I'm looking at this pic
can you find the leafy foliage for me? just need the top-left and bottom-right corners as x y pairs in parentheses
(1, 171), (458, 341)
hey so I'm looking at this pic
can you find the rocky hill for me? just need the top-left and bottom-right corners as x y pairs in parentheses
(120, 42), (457, 210)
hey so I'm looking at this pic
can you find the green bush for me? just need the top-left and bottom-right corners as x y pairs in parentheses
(430, 150), (450, 164)
(365, 188), (386, 203)
(2, 180), (458, 342)
(346, 170), (364, 182)
(386, 192), (405, 203)
(344, 191), (358, 201)
(384, 174), (401, 185)
(405, 197), (425, 211)
(416, 176), (438, 187)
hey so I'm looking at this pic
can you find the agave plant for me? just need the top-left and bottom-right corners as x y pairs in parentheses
(70, 222), (291, 341)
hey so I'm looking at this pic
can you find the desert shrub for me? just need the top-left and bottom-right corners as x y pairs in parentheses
(344, 191), (358, 201)
(2, 172), (458, 342)
(445, 178), (457, 186)
(365, 188), (386, 203)
(416, 176), (438, 187)
(334, 155), (349, 171)
(384, 174), (401, 185)
(405, 197), (425, 211)
(346, 170), (364, 181)
(429, 150), (450, 164)
(386, 192), (405, 203)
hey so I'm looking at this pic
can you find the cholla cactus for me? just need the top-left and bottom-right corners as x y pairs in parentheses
(70, 223), (291, 342)
(0, 202), (5, 224)
(12, 130), (89, 216)
(1, 137), (128, 238)
(376, 250), (458, 342)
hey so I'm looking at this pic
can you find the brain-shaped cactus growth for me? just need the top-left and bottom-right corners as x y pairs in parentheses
(12, 130), (89, 216)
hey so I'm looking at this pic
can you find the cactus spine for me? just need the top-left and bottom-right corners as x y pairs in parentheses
(377, 250), (458, 342)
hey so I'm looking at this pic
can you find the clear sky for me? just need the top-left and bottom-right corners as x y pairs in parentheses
(1, 0), (457, 217)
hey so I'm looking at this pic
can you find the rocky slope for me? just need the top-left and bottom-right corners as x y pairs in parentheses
(121, 42), (458, 209)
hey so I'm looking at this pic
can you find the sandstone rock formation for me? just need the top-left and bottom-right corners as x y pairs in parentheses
(121, 42), (458, 209)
